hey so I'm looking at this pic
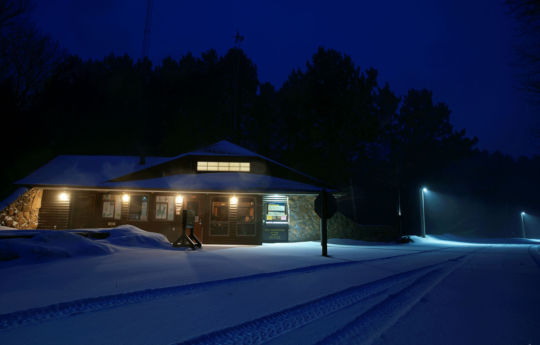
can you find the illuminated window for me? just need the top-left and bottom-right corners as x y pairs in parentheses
(210, 197), (229, 235)
(155, 196), (175, 221)
(237, 198), (256, 236)
(102, 194), (122, 220)
(266, 203), (287, 222)
(211, 198), (229, 221)
(197, 161), (250, 172)
(238, 198), (255, 223)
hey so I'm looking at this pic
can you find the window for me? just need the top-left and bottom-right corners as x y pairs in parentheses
(155, 196), (175, 221)
(266, 203), (287, 222)
(197, 161), (250, 172)
(211, 198), (229, 221)
(128, 195), (148, 221)
(237, 198), (256, 236)
(238, 198), (255, 224)
(210, 197), (229, 235)
(102, 194), (121, 220)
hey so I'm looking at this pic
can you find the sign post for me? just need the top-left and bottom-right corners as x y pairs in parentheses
(314, 188), (337, 257)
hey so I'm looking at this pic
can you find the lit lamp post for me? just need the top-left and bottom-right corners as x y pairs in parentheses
(420, 187), (428, 237)
(521, 211), (526, 238)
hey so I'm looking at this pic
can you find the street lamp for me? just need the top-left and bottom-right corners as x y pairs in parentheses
(420, 187), (428, 237)
(521, 211), (526, 238)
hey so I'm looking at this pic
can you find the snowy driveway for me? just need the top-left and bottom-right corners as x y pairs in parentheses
(0, 239), (539, 345)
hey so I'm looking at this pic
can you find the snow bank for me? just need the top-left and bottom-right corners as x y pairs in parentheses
(95, 225), (172, 249)
(433, 233), (540, 244)
(410, 234), (540, 246)
(0, 231), (113, 262)
(0, 225), (173, 264)
(328, 238), (391, 246)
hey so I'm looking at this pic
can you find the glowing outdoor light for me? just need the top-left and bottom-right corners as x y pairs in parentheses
(420, 187), (428, 237)
(230, 196), (238, 205)
(175, 195), (183, 204)
(58, 192), (69, 201)
(122, 193), (130, 203)
(520, 211), (526, 238)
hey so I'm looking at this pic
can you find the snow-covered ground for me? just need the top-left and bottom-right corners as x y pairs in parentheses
(0, 227), (539, 345)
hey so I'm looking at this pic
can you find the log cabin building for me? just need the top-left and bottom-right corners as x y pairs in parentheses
(15, 141), (330, 245)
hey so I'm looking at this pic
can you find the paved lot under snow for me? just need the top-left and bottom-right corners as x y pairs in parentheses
(0, 230), (539, 345)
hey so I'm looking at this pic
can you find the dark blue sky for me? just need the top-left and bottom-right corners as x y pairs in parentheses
(33, 0), (538, 157)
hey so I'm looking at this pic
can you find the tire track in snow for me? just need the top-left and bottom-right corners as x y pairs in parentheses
(0, 247), (451, 331)
(175, 255), (467, 345)
(317, 256), (466, 345)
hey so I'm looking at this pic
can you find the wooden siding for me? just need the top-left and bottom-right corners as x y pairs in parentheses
(37, 190), (264, 245)
(69, 193), (98, 228)
(37, 189), (70, 229)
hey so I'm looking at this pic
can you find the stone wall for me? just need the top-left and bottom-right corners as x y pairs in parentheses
(288, 195), (398, 242)
(0, 188), (42, 229)
(288, 195), (319, 241)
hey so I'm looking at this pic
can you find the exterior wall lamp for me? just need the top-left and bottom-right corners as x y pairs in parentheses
(59, 192), (70, 201)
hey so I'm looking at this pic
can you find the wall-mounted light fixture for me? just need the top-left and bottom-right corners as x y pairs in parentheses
(59, 192), (70, 201)
(230, 196), (238, 205)
(122, 193), (130, 203)
(174, 195), (184, 215)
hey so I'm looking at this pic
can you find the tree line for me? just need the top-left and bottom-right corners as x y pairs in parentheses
(1, 1), (539, 236)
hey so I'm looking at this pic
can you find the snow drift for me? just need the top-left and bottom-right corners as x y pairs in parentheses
(0, 225), (173, 264)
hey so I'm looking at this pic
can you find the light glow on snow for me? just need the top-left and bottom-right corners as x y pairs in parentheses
(1, 226), (539, 345)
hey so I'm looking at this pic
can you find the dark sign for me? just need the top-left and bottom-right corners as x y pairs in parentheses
(314, 190), (337, 219)
(263, 225), (288, 242)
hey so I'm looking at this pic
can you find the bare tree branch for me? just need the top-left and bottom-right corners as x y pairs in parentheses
(0, 0), (33, 28)
(506, 0), (540, 101)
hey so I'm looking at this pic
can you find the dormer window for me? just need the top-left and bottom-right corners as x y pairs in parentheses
(197, 161), (250, 172)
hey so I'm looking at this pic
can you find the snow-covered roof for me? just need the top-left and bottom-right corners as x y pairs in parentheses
(16, 141), (326, 193)
(16, 155), (170, 187)
(103, 173), (322, 193)
(158, 140), (322, 184)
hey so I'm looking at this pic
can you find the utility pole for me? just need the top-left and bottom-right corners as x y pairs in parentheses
(397, 188), (402, 236)
(142, 0), (154, 59)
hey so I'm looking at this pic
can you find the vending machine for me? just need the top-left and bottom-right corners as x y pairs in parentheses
(262, 198), (289, 242)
